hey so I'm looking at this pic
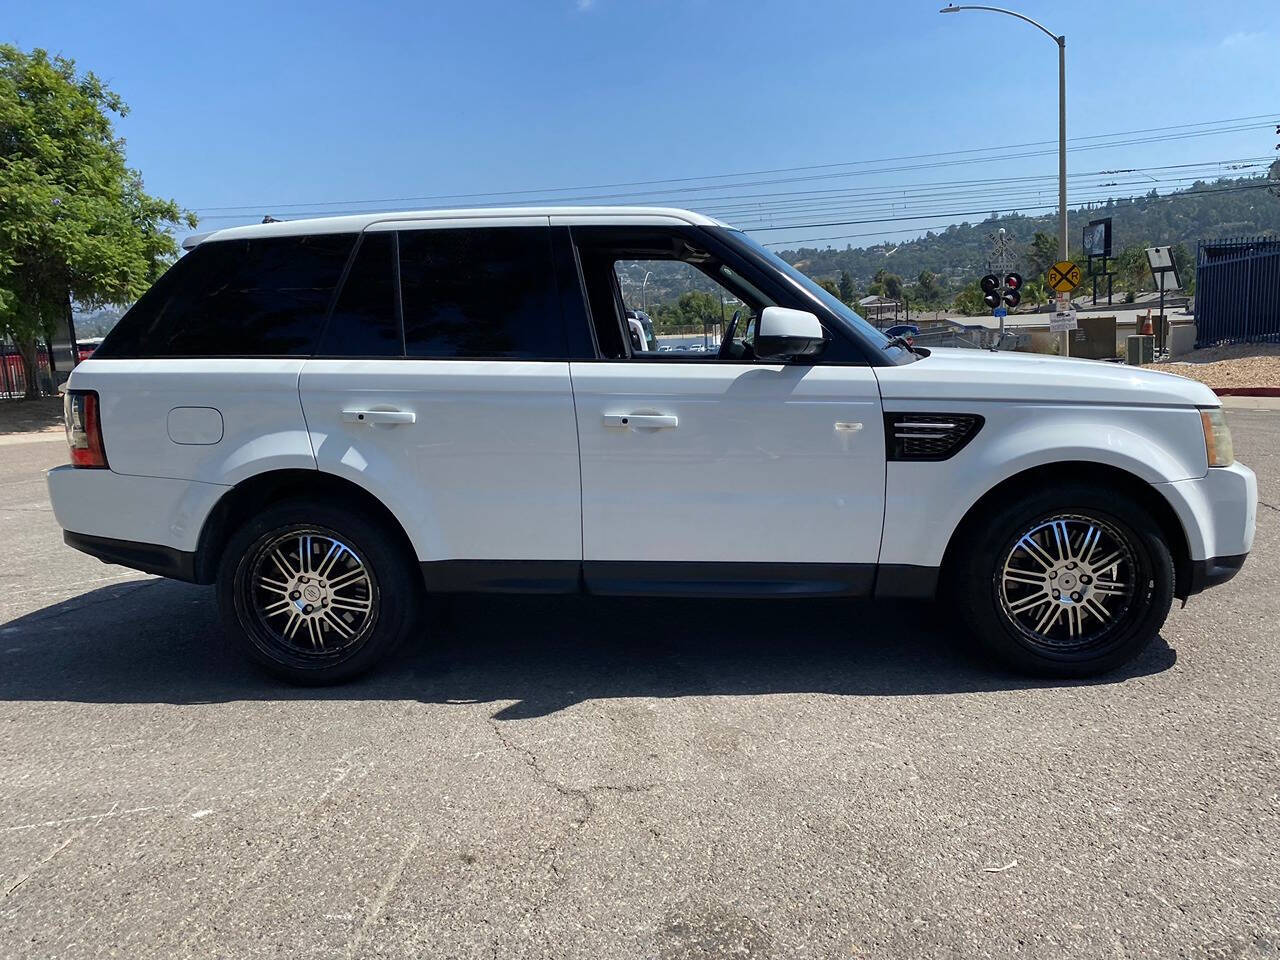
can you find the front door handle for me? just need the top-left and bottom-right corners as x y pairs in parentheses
(342, 408), (416, 425)
(603, 413), (679, 429)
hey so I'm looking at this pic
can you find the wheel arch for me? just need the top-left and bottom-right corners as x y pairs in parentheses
(192, 469), (417, 584)
(938, 461), (1195, 601)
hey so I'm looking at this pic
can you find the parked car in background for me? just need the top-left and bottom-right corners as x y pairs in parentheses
(47, 206), (1256, 684)
(75, 337), (106, 363)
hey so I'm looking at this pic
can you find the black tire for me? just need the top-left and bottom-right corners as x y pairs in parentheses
(951, 483), (1174, 678)
(216, 498), (422, 684)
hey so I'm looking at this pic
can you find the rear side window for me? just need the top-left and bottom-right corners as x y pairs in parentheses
(97, 234), (355, 358)
(398, 227), (564, 359)
(316, 233), (401, 357)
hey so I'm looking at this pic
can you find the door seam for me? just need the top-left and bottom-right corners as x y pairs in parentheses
(567, 362), (586, 568)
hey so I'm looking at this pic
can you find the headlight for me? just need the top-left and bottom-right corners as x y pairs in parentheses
(1200, 407), (1234, 467)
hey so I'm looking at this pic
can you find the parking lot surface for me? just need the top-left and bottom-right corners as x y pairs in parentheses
(1, 411), (1277, 959)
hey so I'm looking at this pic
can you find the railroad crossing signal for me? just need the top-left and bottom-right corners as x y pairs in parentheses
(1047, 260), (1082, 293)
(981, 274), (1002, 309)
(1004, 273), (1022, 309)
(982, 273), (1023, 309)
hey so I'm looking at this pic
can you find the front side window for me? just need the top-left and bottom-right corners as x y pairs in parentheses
(398, 227), (564, 359)
(615, 259), (758, 358)
(97, 234), (356, 358)
(572, 225), (773, 361)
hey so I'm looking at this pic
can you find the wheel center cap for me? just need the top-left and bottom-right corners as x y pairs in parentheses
(1059, 573), (1077, 590)
(302, 585), (322, 602)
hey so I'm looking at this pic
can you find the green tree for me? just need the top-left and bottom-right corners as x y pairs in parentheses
(1169, 242), (1195, 295)
(1021, 277), (1050, 309)
(0, 46), (195, 398)
(1026, 231), (1059, 282)
(953, 280), (986, 316)
(650, 289), (723, 334)
(869, 269), (903, 300)
(1114, 244), (1148, 297)
(837, 269), (855, 304)
(915, 269), (942, 306)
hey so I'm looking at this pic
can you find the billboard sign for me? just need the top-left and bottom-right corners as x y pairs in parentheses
(1082, 218), (1112, 258)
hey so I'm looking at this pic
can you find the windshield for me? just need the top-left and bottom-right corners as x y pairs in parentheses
(720, 228), (917, 363)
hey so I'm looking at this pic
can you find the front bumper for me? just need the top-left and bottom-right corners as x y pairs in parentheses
(1188, 553), (1248, 595)
(1156, 461), (1256, 597)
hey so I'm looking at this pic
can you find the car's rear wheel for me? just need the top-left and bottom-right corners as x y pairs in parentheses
(216, 499), (421, 684)
(953, 484), (1175, 677)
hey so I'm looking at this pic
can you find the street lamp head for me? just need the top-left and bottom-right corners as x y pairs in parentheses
(939, 4), (960, 12)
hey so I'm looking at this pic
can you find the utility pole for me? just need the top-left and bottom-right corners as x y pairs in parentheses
(941, 4), (1070, 356)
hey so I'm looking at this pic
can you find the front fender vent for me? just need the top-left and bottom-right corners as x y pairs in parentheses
(885, 413), (984, 461)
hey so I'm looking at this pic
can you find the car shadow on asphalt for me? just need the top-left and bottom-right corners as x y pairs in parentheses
(0, 578), (1177, 716)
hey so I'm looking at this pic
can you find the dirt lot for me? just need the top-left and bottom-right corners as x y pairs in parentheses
(0, 397), (64, 437)
(1145, 342), (1280, 390)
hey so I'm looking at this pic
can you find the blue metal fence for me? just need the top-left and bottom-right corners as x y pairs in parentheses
(1195, 236), (1280, 348)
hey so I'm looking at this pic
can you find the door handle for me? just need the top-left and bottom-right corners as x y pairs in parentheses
(342, 408), (416, 425)
(603, 413), (679, 429)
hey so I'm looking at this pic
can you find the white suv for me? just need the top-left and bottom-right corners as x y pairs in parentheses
(48, 207), (1256, 683)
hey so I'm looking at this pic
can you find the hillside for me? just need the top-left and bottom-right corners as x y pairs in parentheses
(778, 175), (1280, 288)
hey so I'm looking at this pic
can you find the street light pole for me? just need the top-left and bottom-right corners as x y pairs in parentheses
(940, 4), (1070, 356)
(641, 270), (653, 313)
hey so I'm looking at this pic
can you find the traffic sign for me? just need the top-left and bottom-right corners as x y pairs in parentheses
(1047, 261), (1082, 293)
(1050, 308), (1078, 332)
(993, 307), (1008, 318)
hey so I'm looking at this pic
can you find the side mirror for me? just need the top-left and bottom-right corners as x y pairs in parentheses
(755, 307), (827, 361)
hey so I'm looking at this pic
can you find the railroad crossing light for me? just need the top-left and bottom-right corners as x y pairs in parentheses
(981, 273), (1002, 309)
(1004, 273), (1022, 309)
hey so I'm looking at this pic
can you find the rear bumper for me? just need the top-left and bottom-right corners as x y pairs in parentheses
(47, 464), (227, 553)
(63, 531), (200, 583)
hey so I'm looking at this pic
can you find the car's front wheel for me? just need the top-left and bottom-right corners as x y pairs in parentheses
(953, 484), (1175, 677)
(216, 499), (422, 684)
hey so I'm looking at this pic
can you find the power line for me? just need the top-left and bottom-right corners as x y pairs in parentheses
(188, 115), (1279, 216)
(691, 158), (1271, 214)
(756, 180), (1278, 247)
(700, 170), (1269, 223)
(189, 156), (1274, 225)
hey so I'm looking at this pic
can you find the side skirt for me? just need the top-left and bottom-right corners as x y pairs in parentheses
(419, 560), (942, 600)
(419, 560), (581, 594)
(584, 561), (876, 598)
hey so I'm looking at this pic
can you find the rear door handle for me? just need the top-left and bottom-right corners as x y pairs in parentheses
(603, 414), (679, 429)
(342, 408), (416, 425)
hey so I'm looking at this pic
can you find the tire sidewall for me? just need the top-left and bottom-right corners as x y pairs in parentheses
(216, 499), (420, 684)
(956, 485), (1174, 677)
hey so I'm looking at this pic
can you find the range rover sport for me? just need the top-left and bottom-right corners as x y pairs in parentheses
(48, 207), (1257, 683)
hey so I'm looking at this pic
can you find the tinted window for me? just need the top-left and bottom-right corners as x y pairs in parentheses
(316, 233), (401, 357)
(97, 234), (355, 358)
(399, 227), (563, 359)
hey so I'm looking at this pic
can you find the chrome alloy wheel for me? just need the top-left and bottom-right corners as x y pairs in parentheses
(997, 514), (1137, 651)
(243, 528), (379, 662)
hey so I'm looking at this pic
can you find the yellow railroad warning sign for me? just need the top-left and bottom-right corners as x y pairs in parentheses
(1047, 261), (1082, 293)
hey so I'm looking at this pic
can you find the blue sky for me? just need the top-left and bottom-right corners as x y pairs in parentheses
(6, 0), (1278, 249)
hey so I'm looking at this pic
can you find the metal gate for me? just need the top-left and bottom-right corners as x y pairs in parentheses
(1195, 236), (1280, 348)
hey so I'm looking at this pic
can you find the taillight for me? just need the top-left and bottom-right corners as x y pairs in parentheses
(65, 390), (109, 469)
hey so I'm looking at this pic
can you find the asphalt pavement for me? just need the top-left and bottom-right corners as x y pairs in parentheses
(1, 413), (1277, 959)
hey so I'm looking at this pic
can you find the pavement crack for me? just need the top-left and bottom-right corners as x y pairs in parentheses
(488, 720), (595, 828)
(1258, 499), (1279, 514)
(2, 834), (75, 898)
(1, 801), (115, 900)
